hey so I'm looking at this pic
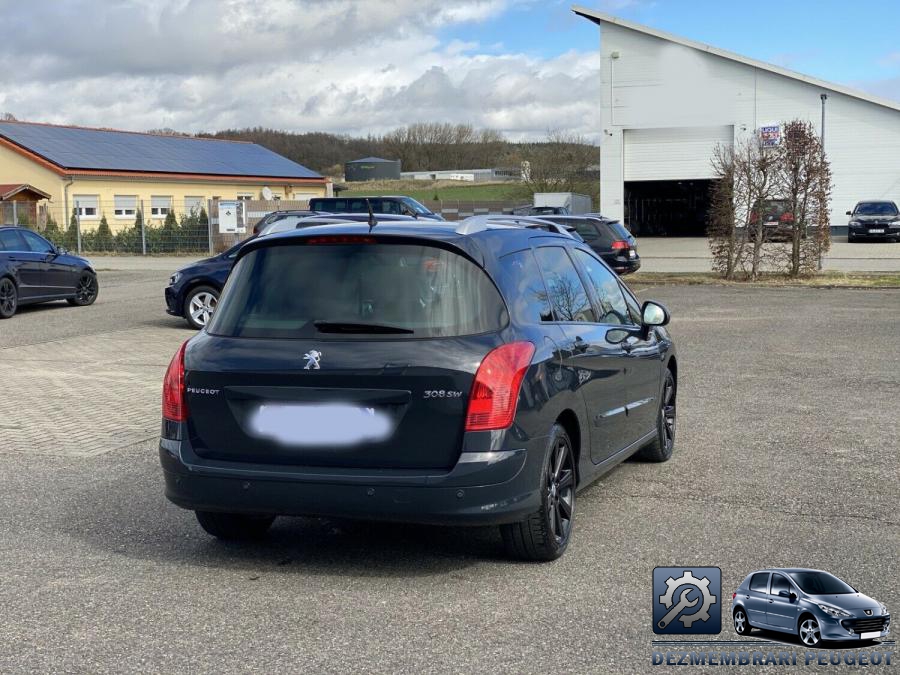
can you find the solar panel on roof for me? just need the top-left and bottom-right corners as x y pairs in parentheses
(0, 122), (321, 179)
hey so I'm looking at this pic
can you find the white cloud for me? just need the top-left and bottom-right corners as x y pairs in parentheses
(0, 0), (602, 140)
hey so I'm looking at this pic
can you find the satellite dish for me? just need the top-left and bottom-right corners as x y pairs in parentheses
(261, 186), (274, 200)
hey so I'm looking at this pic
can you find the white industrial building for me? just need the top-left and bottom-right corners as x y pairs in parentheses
(574, 7), (900, 236)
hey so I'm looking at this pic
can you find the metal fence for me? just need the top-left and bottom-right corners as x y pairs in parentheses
(3, 198), (314, 256)
(4, 197), (528, 254)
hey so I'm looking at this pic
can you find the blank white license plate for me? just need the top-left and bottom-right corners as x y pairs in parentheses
(629, 249), (636, 258)
(861, 630), (881, 639)
(869, 229), (884, 234)
(248, 403), (392, 447)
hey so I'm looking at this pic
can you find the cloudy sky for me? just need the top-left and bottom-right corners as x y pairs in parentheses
(1, 0), (898, 141)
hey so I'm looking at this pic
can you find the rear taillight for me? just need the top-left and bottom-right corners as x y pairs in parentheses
(611, 240), (629, 252)
(162, 341), (188, 423)
(732, 592), (737, 600)
(465, 341), (535, 432)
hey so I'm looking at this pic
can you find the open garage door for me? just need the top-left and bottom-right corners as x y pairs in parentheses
(624, 125), (733, 181)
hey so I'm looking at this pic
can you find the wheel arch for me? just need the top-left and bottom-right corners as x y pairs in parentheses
(555, 409), (582, 484)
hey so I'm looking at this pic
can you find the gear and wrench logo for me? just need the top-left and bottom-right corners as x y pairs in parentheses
(652, 567), (722, 634)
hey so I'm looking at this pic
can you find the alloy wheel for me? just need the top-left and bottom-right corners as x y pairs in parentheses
(76, 274), (98, 304)
(734, 610), (747, 634)
(546, 436), (575, 545)
(799, 618), (821, 646)
(189, 291), (218, 327)
(0, 278), (16, 316)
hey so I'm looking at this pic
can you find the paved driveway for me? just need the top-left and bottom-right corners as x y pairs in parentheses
(0, 268), (897, 673)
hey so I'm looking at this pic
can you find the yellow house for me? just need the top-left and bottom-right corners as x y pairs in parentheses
(0, 121), (329, 229)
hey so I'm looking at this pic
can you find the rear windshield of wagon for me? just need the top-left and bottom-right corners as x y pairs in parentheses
(207, 242), (508, 339)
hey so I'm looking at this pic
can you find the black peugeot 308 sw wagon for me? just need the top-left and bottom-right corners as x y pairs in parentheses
(159, 217), (677, 560)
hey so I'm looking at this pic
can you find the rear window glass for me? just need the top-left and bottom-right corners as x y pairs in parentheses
(208, 242), (507, 339)
(605, 220), (632, 240)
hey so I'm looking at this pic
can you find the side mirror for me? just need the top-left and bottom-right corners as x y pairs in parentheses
(641, 301), (670, 327)
(55, 245), (68, 255)
(845, 210), (852, 216)
(778, 590), (792, 598)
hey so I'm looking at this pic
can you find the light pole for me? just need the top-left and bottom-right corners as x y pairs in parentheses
(820, 93), (827, 154)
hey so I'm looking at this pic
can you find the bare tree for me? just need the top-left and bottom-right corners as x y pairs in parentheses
(709, 136), (779, 279)
(515, 131), (600, 204)
(772, 119), (832, 277)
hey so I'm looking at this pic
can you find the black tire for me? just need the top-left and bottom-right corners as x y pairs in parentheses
(0, 277), (17, 319)
(798, 614), (822, 647)
(195, 511), (275, 540)
(500, 424), (576, 561)
(636, 369), (676, 462)
(67, 272), (99, 306)
(733, 608), (752, 636)
(847, 234), (856, 243)
(183, 285), (220, 330)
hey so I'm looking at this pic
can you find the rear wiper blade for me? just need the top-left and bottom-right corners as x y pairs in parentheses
(313, 321), (414, 334)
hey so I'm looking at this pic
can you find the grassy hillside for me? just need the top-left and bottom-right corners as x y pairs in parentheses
(338, 180), (527, 203)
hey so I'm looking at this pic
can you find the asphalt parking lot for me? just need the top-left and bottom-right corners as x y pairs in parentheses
(0, 266), (897, 673)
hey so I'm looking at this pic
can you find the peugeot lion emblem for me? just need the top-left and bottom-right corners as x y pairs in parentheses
(303, 350), (323, 370)
(865, 609), (873, 616)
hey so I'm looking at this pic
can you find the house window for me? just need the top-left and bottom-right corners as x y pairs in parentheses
(237, 193), (254, 201)
(185, 196), (204, 214)
(73, 195), (99, 219)
(151, 196), (173, 217)
(114, 195), (137, 218)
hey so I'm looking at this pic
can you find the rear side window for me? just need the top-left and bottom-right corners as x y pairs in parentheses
(749, 573), (769, 593)
(208, 242), (507, 339)
(533, 247), (595, 323)
(500, 249), (553, 324)
(0, 229), (27, 251)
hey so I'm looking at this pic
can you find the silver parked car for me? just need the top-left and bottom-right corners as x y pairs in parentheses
(732, 568), (890, 646)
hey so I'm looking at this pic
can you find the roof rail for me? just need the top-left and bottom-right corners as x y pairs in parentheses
(455, 214), (576, 237)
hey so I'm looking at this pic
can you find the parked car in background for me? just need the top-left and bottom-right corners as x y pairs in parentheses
(732, 568), (890, 647)
(159, 215), (678, 561)
(541, 215), (641, 275)
(0, 226), (98, 319)
(748, 198), (795, 239)
(309, 196), (443, 221)
(252, 210), (320, 235)
(512, 205), (570, 216)
(165, 238), (249, 330)
(258, 213), (419, 236)
(846, 200), (900, 242)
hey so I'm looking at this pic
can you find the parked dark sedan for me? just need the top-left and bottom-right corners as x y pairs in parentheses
(309, 196), (443, 221)
(159, 216), (677, 560)
(541, 215), (641, 274)
(847, 200), (900, 242)
(0, 226), (98, 319)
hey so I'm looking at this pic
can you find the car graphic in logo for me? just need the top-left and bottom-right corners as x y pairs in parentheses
(303, 350), (323, 370)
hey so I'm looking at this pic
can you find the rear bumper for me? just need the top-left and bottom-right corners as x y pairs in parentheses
(612, 258), (641, 275)
(159, 435), (546, 526)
